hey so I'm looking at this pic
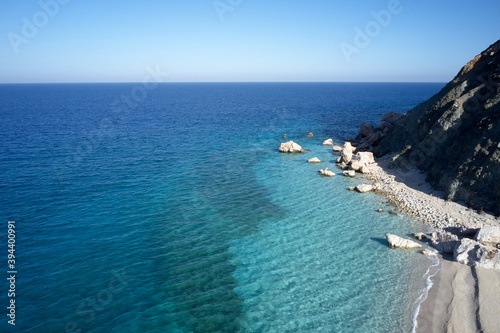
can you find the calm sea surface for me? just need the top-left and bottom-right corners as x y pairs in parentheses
(0, 82), (444, 332)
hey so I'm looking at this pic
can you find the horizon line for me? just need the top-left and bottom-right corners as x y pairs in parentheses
(0, 81), (448, 85)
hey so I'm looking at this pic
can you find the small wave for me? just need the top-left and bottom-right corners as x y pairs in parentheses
(411, 255), (443, 333)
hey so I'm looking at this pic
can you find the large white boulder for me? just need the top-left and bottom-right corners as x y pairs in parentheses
(322, 138), (334, 145)
(454, 238), (500, 270)
(339, 142), (354, 163)
(386, 233), (422, 249)
(475, 225), (500, 246)
(279, 141), (303, 153)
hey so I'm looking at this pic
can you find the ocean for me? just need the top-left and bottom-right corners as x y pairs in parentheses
(0, 82), (444, 332)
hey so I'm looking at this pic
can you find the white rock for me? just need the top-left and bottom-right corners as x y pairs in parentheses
(332, 145), (342, 152)
(360, 165), (370, 174)
(386, 233), (423, 249)
(431, 230), (459, 254)
(308, 157), (321, 163)
(356, 184), (373, 193)
(279, 141), (303, 153)
(350, 160), (364, 171)
(422, 249), (438, 256)
(343, 170), (356, 177)
(475, 225), (500, 245)
(455, 238), (500, 269)
(322, 138), (334, 145)
(318, 168), (335, 177)
(339, 142), (354, 163)
(352, 152), (375, 165)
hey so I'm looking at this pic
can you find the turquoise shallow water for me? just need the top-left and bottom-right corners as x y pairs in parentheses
(231, 137), (432, 332)
(0, 83), (443, 332)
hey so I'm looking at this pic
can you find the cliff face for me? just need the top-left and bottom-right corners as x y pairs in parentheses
(373, 40), (500, 216)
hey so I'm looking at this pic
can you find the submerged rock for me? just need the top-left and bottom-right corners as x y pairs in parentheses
(386, 233), (423, 249)
(307, 132), (314, 137)
(279, 141), (304, 153)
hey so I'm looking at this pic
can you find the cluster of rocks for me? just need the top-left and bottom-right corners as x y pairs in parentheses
(279, 137), (372, 183)
(277, 136), (500, 270)
(277, 138), (336, 177)
(336, 142), (375, 174)
(410, 225), (500, 269)
(362, 149), (500, 269)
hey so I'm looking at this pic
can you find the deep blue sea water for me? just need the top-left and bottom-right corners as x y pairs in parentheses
(0, 82), (444, 333)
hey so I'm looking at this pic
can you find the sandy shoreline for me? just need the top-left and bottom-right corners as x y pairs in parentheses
(363, 154), (500, 332)
(414, 257), (500, 333)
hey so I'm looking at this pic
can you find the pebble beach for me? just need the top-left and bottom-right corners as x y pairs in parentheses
(363, 153), (500, 332)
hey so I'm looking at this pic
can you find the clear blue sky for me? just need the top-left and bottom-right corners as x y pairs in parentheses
(0, 0), (499, 83)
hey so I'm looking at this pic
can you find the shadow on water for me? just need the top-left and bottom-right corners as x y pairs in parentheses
(370, 237), (389, 247)
(147, 151), (286, 332)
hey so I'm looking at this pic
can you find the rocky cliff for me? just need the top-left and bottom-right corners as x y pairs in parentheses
(368, 40), (500, 216)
